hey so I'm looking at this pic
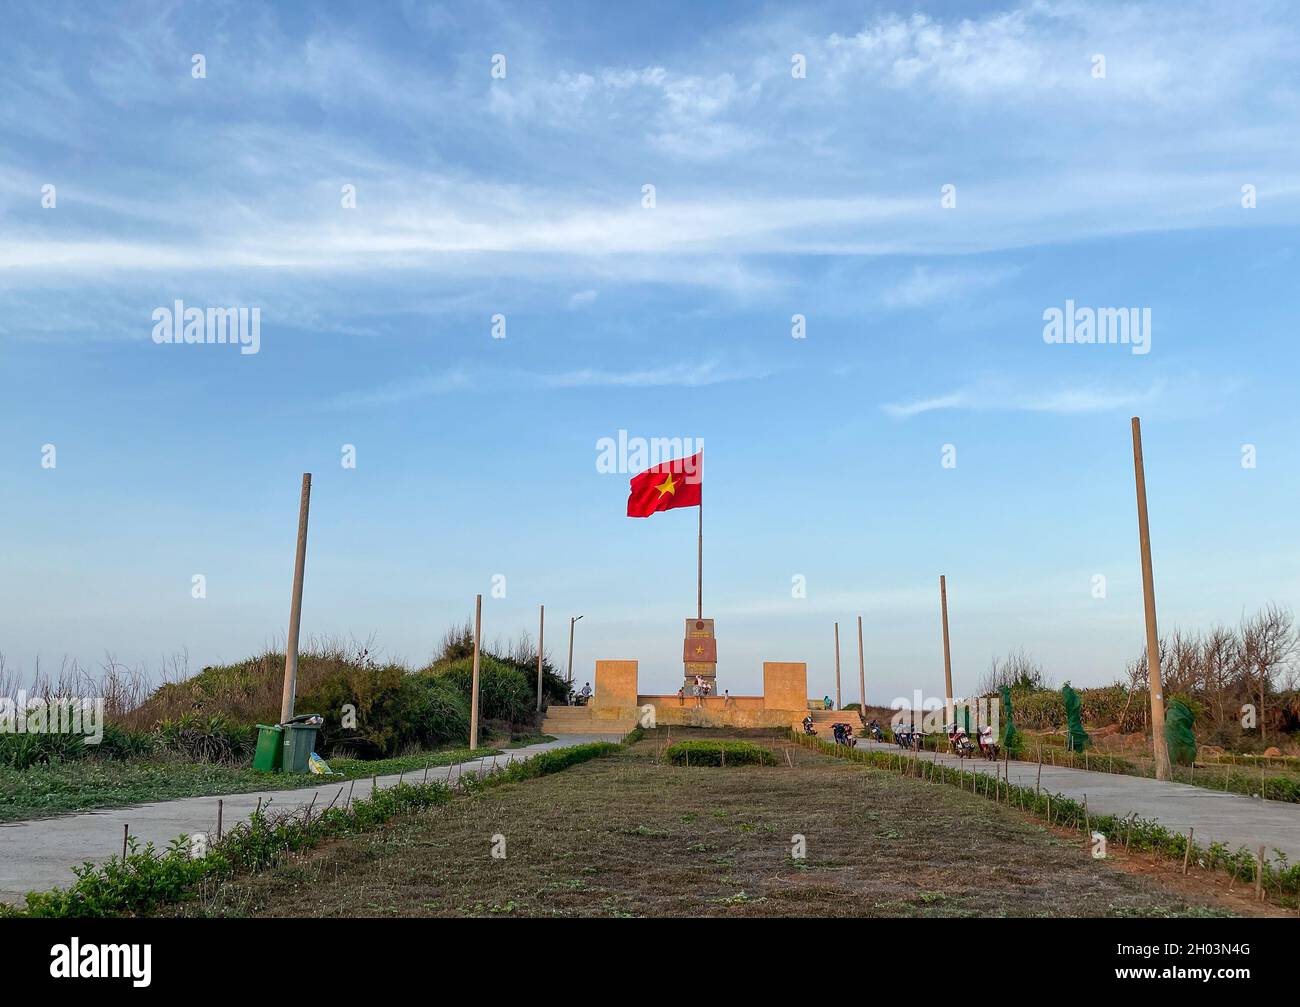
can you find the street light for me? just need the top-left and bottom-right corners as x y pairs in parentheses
(567, 615), (584, 702)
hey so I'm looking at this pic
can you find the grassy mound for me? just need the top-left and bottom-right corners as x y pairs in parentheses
(665, 740), (777, 767)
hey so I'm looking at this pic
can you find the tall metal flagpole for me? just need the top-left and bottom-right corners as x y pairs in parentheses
(696, 494), (703, 620)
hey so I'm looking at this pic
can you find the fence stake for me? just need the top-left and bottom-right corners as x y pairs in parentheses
(1182, 828), (1193, 874)
(1255, 846), (1265, 901)
(122, 823), (129, 861)
(1036, 756), (1042, 795)
(1083, 795), (1089, 837)
(217, 799), (223, 841)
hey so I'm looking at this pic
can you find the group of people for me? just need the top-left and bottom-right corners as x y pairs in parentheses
(676, 676), (730, 707)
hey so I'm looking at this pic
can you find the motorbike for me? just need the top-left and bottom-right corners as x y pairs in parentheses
(802, 715), (817, 737)
(978, 726), (1000, 761)
(894, 726), (923, 751)
(947, 725), (976, 759)
(831, 723), (858, 747)
(866, 720), (884, 743)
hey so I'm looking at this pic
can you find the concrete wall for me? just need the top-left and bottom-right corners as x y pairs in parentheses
(593, 660), (639, 722)
(587, 659), (809, 730)
(763, 662), (808, 713)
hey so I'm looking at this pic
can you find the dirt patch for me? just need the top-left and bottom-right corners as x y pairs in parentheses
(169, 731), (1258, 918)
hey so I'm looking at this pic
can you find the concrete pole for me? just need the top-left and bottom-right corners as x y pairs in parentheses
(1131, 417), (1171, 780)
(857, 615), (866, 712)
(833, 622), (842, 710)
(536, 604), (545, 712)
(469, 593), (482, 751)
(940, 575), (954, 727)
(279, 473), (311, 724)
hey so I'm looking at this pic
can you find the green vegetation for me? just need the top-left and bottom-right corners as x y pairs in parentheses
(665, 740), (777, 767)
(3, 737), (628, 918)
(0, 746), (495, 823)
(2, 625), (575, 822)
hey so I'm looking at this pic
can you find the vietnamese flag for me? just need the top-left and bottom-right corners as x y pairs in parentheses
(626, 451), (702, 517)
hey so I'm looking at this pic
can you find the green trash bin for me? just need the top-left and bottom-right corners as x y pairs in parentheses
(281, 718), (321, 774)
(253, 724), (284, 772)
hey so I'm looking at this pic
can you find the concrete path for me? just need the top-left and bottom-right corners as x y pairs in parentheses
(0, 734), (622, 904)
(858, 741), (1300, 863)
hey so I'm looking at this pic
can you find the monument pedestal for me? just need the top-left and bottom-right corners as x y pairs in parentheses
(683, 618), (717, 693)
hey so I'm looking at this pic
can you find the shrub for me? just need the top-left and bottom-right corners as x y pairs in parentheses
(665, 740), (777, 767)
(423, 655), (534, 724)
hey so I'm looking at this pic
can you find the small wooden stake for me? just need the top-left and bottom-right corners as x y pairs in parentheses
(122, 823), (129, 861)
(1182, 828), (1193, 874)
(217, 799), (223, 841)
(1083, 795), (1090, 836)
(1255, 846), (1265, 901)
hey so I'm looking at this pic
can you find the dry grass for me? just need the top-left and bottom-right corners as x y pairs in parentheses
(173, 730), (1235, 918)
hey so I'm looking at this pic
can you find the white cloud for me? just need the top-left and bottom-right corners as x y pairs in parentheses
(882, 264), (1020, 308)
(330, 358), (770, 408)
(883, 378), (1167, 418)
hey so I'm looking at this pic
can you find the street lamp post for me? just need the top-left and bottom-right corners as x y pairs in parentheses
(567, 615), (583, 703)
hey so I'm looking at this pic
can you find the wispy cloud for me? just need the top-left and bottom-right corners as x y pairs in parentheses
(330, 358), (771, 409)
(882, 264), (1020, 308)
(882, 378), (1167, 418)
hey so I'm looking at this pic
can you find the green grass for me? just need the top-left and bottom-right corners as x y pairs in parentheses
(0, 746), (497, 823)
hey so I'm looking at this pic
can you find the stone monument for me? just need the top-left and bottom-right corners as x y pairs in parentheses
(683, 617), (717, 694)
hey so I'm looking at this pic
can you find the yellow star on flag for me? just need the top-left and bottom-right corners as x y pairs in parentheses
(654, 472), (677, 498)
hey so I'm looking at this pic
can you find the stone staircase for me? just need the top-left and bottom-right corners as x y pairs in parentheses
(541, 704), (637, 736)
(806, 708), (864, 740)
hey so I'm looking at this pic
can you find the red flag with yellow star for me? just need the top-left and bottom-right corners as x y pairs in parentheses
(626, 451), (702, 517)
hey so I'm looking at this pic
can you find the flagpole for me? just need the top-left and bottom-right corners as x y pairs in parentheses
(696, 491), (703, 620)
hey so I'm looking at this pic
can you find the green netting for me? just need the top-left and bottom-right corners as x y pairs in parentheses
(1061, 683), (1091, 751)
(1165, 697), (1198, 766)
(999, 685), (1022, 755)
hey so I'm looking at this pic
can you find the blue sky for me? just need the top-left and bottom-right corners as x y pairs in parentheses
(2, 0), (1298, 702)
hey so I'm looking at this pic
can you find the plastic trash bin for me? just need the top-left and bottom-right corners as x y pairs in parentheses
(281, 717), (322, 774)
(253, 724), (284, 772)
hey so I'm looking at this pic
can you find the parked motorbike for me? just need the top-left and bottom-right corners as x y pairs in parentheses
(802, 715), (817, 737)
(894, 726), (923, 751)
(831, 723), (858, 747)
(947, 725), (976, 759)
(866, 720), (884, 743)
(978, 726), (1000, 761)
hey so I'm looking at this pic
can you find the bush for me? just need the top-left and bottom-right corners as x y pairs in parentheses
(423, 655), (534, 724)
(154, 715), (253, 764)
(665, 740), (777, 767)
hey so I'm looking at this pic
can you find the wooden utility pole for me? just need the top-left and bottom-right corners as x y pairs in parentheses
(536, 604), (545, 712)
(279, 473), (311, 724)
(857, 615), (866, 712)
(469, 593), (482, 751)
(833, 622), (842, 709)
(1131, 417), (1171, 781)
(939, 575), (954, 727)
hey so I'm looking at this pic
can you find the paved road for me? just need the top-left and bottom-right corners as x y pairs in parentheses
(0, 734), (622, 905)
(860, 741), (1300, 863)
